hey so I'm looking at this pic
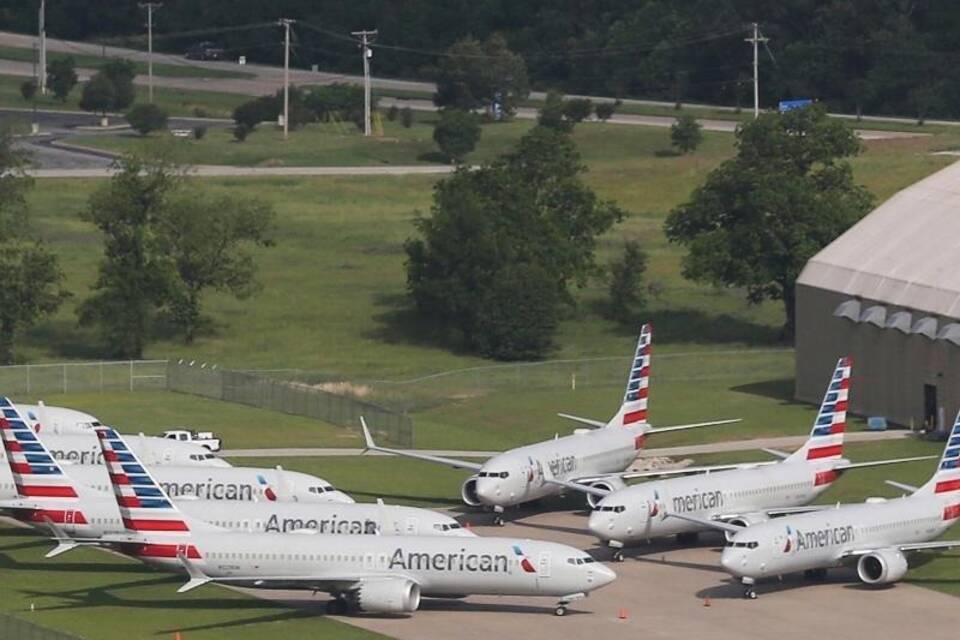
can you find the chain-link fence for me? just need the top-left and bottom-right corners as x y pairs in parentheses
(0, 613), (85, 640)
(167, 361), (413, 446)
(0, 360), (168, 395)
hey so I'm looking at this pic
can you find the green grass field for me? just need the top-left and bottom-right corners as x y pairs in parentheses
(0, 45), (254, 80)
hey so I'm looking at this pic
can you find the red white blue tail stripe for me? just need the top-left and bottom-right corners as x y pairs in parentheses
(0, 397), (77, 499)
(611, 324), (651, 428)
(918, 410), (960, 519)
(788, 357), (850, 463)
(95, 427), (189, 534)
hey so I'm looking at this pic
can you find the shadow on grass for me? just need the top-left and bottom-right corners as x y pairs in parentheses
(416, 151), (449, 164)
(730, 378), (800, 405)
(654, 148), (682, 157)
(160, 608), (322, 634)
(605, 308), (782, 346)
(365, 292), (472, 356)
(0, 552), (151, 574)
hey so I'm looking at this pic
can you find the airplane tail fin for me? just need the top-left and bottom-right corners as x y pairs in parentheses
(786, 357), (851, 464)
(93, 426), (194, 536)
(606, 323), (651, 428)
(915, 410), (960, 511)
(0, 396), (88, 527)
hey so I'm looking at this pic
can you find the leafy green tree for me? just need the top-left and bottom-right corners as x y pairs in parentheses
(46, 56), (78, 102)
(232, 97), (273, 132)
(670, 113), (703, 154)
(606, 241), (648, 324)
(538, 90), (572, 132)
(233, 124), (250, 142)
(304, 83), (369, 129)
(79, 73), (116, 116)
(563, 98), (593, 124)
(19, 80), (36, 102)
(595, 101), (618, 122)
(406, 126), (625, 359)
(157, 192), (275, 344)
(433, 109), (482, 163)
(400, 107), (414, 128)
(78, 153), (181, 358)
(434, 34), (529, 115)
(664, 105), (873, 340)
(100, 58), (136, 110)
(126, 103), (169, 136)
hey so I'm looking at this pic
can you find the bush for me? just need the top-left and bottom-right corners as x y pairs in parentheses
(79, 73), (116, 115)
(400, 107), (414, 128)
(19, 80), (36, 102)
(192, 125), (207, 140)
(192, 106), (208, 118)
(387, 104), (399, 121)
(433, 109), (482, 164)
(233, 124), (250, 142)
(538, 90), (572, 132)
(595, 101), (618, 122)
(125, 103), (169, 136)
(670, 113), (703, 154)
(606, 241), (649, 323)
(562, 98), (593, 123)
(100, 58), (136, 110)
(232, 97), (273, 131)
(46, 56), (78, 102)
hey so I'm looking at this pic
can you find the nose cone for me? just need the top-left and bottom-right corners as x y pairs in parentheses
(587, 510), (609, 540)
(720, 548), (741, 577)
(593, 563), (617, 590)
(474, 479), (501, 506)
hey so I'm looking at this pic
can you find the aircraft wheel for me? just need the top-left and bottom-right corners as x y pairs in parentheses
(326, 598), (347, 615)
(493, 515), (505, 527)
(611, 550), (625, 562)
(744, 587), (757, 600)
(554, 605), (567, 616)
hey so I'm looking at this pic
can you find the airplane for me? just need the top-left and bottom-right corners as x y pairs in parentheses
(575, 357), (934, 559)
(0, 409), (472, 558)
(362, 324), (740, 524)
(91, 425), (616, 616)
(671, 408), (960, 599)
(0, 397), (350, 505)
(20, 402), (102, 433)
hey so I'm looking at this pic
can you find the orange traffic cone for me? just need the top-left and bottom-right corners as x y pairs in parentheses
(703, 597), (711, 607)
(174, 632), (182, 640)
(618, 608), (628, 620)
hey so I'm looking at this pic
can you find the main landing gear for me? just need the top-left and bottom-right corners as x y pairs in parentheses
(611, 550), (625, 563)
(326, 595), (349, 614)
(555, 604), (568, 616)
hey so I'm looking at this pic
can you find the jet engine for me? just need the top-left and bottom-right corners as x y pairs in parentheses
(585, 477), (626, 509)
(461, 476), (482, 506)
(857, 549), (908, 585)
(724, 512), (770, 542)
(350, 578), (421, 614)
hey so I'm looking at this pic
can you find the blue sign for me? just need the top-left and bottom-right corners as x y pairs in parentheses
(779, 99), (813, 112)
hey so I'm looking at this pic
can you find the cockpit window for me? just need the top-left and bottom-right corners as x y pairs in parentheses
(566, 556), (597, 565)
(594, 505), (626, 513)
(433, 523), (464, 532)
(478, 471), (509, 478)
(726, 541), (759, 549)
(308, 486), (335, 494)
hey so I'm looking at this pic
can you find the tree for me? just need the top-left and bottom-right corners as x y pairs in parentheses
(400, 107), (414, 128)
(232, 124), (250, 142)
(100, 58), (136, 110)
(79, 73), (116, 116)
(232, 97), (271, 132)
(78, 153), (182, 358)
(563, 98), (593, 124)
(595, 101), (618, 122)
(46, 56), (78, 102)
(19, 80), (36, 102)
(606, 241), (648, 323)
(538, 90), (572, 132)
(664, 105), (873, 340)
(434, 34), (529, 115)
(406, 126), (625, 359)
(433, 109), (481, 163)
(670, 113), (702, 154)
(125, 103), (169, 136)
(157, 192), (275, 343)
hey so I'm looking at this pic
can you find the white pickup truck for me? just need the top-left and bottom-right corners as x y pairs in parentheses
(161, 429), (222, 452)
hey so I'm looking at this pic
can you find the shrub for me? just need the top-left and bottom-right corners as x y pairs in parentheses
(125, 103), (169, 136)
(562, 98), (593, 123)
(387, 104), (399, 121)
(19, 80), (36, 101)
(595, 101), (618, 121)
(670, 113), (703, 154)
(233, 124), (250, 142)
(433, 109), (482, 163)
(400, 107), (414, 128)
(192, 125), (207, 140)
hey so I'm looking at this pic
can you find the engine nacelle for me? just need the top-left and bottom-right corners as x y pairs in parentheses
(724, 512), (770, 541)
(857, 549), (908, 585)
(351, 579), (421, 614)
(461, 476), (482, 507)
(585, 477), (626, 509)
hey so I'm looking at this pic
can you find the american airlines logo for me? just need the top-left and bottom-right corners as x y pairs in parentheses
(264, 514), (377, 534)
(161, 480), (257, 501)
(48, 447), (107, 465)
(671, 490), (723, 513)
(791, 525), (854, 551)
(548, 454), (577, 478)
(389, 548), (511, 573)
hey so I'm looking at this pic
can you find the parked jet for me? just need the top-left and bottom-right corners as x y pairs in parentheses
(672, 409), (960, 599)
(0, 409), (471, 557)
(575, 357), (932, 559)
(20, 402), (101, 434)
(92, 426), (616, 616)
(362, 325), (739, 524)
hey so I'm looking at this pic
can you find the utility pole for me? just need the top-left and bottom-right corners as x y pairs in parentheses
(351, 29), (377, 136)
(139, 3), (162, 104)
(278, 19), (295, 140)
(38, 0), (46, 94)
(744, 22), (768, 119)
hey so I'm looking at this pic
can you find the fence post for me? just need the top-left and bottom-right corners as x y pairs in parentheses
(129, 360), (134, 392)
(25, 364), (30, 394)
(99, 362), (104, 393)
(62, 364), (67, 394)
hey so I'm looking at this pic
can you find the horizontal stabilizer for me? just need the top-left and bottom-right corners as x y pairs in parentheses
(647, 418), (741, 434)
(177, 551), (213, 593)
(360, 417), (483, 471)
(834, 455), (936, 471)
(884, 479), (919, 493)
(761, 448), (791, 460)
(556, 413), (606, 429)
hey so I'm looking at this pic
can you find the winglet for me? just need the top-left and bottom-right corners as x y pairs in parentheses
(885, 479), (920, 494)
(176, 551), (213, 593)
(360, 416), (376, 451)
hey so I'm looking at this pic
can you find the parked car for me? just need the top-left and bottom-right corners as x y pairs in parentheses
(185, 41), (226, 61)
(162, 429), (222, 451)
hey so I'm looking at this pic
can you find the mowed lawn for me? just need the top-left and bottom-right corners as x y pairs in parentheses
(0, 523), (383, 640)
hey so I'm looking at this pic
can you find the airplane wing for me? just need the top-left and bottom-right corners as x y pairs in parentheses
(884, 479), (919, 493)
(840, 541), (960, 558)
(556, 413), (607, 429)
(571, 460), (778, 485)
(833, 455), (936, 471)
(662, 510), (745, 534)
(360, 417), (484, 472)
(542, 477), (611, 498)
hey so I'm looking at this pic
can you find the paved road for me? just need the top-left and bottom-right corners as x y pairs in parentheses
(242, 507), (960, 640)
(220, 429), (909, 460)
(26, 165), (457, 178)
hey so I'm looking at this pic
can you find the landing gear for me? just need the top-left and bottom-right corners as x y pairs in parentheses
(555, 592), (584, 616)
(743, 587), (757, 600)
(803, 568), (828, 581)
(492, 506), (506, 526)
(554, 605), (567, 616)
(326, 596), (348, 615)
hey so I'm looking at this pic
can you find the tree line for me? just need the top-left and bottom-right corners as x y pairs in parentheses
(4, 0), (960, 118)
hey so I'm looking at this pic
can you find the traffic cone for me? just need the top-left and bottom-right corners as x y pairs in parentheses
(174, 632), (182, 640)
(618, 608), (628, 620)
(703, 597), (711, 607)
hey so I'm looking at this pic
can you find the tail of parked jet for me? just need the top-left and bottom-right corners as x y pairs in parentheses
(914, 410), (960, 507)
(605, 324), (652, 429)
(0, 396), (87, 526)
(786, 357), (851, 464)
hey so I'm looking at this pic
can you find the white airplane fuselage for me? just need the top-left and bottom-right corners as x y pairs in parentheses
(471, 426), (645, 508)
(721, 495), (951, 581)
(589, 460), (843, 544)
(128, 533), (614, 600)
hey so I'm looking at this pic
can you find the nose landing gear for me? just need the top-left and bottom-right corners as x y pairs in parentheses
(492, 505), (506, 527)
(741, 577), (757, 599)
